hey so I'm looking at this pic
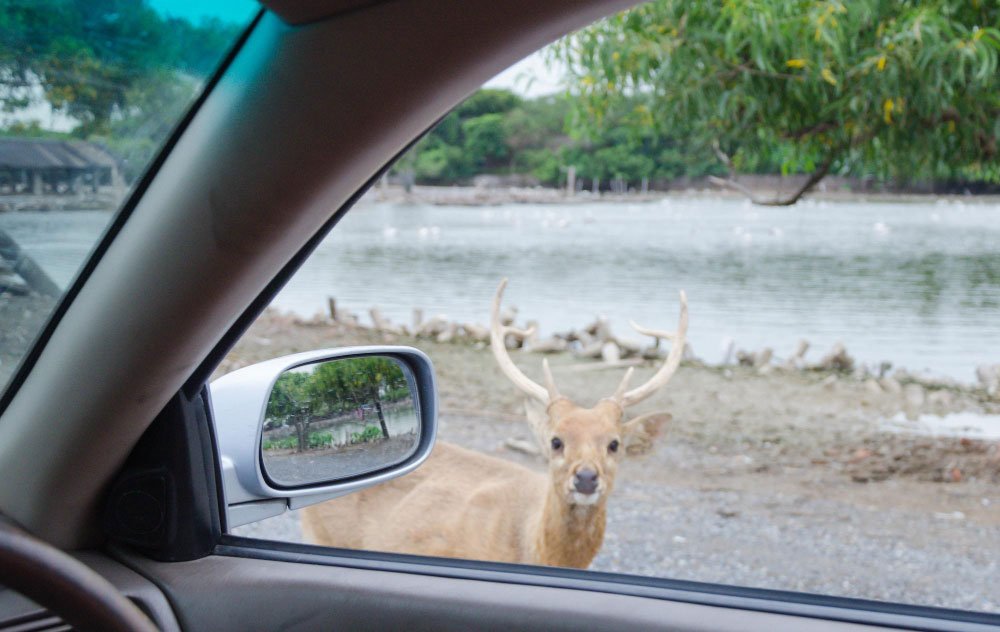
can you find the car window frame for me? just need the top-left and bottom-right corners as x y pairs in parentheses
(179, 133), (1000, 632)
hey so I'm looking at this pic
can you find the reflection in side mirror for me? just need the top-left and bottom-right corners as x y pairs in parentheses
(261, 356), (420, 487)
(211, 346), (437, 528)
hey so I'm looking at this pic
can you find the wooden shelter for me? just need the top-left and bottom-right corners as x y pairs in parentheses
(0, 138), (123, 196)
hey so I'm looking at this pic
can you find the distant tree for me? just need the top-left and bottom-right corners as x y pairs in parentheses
(0, 0), (243, 162)
(341, 358), (407, 440)
(411, 137), (467, 182)
(266, 372), (315, 453)
(554, 0), (1000, 204)
(504, 96), (571, 174)
(455, 88), (523, 118)
(397, 88), (528, 183)
(462, 113), (509, 168)
(503, 96), (571, 153)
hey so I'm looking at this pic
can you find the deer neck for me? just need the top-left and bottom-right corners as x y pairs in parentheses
(531, 484), (607, 569)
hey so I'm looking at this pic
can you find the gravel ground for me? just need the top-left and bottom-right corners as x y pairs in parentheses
(235, 410), (1000, 613)
(264, 434), (418, 485)
(228, 311), (1000, 614)
(0, 290), (53, 385)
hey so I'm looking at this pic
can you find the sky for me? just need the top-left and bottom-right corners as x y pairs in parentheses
(483, 49), (567, 98)
(148, 0), (259, 24)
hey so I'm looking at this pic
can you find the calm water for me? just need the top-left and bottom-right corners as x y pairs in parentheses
(3, 197), (999, 380)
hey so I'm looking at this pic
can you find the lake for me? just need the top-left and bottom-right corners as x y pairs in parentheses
(3, 196), (999, 381)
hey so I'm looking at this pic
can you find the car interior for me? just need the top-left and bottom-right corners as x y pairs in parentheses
(0, 0), (998, 630)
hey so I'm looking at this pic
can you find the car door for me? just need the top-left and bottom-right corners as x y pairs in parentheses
(1, 1), (998, 631)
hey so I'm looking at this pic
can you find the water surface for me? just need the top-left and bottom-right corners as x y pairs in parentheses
(276, 197), (1000, 381)
(4, 197), (998, 380)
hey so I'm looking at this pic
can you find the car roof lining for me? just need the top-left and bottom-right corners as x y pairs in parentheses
(0, 0), (639, 548)
(261, 0), (386, 25)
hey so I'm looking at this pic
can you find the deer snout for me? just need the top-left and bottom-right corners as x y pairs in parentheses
(573, 469), (599, 494)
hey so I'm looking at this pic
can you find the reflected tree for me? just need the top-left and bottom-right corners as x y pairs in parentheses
(265, 372), (315, 453)
(311, 357), (407, 440)
(265, 358), (409, 450)
(353, 357), (407, 439)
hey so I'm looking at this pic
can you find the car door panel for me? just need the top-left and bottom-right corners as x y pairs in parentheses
(119, 549), (923, 632)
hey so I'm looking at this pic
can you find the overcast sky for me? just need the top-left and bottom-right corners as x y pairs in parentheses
(482, 49), (567, 98)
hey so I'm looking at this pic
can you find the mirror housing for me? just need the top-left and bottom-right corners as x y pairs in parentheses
(210, 346), (437, 528)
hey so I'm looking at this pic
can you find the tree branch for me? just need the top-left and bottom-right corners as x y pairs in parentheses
(783, 121), (837, 140)
(711, 139), (734, 176)
(708, 150), (836, 206)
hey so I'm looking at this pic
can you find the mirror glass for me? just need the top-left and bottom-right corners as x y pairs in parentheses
(260, 355), (420, 487)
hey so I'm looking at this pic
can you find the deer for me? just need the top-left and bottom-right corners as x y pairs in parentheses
(300, 279), (688, 569)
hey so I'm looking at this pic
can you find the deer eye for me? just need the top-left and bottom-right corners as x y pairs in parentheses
(608, 439), (620, 453)
(550, 437), (563, 451)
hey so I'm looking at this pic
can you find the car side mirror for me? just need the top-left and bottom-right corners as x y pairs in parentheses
(210, 347), (437, 528)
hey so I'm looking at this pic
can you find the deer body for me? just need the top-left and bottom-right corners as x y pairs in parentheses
(301, 441), (606, 567)
(301, 279), (686, 568)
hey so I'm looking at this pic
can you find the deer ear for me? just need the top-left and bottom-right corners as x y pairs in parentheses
(621, 411), (671, 457)
(524, 399), (551, 446)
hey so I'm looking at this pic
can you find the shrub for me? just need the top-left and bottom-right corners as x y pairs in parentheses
(262, 436), (298, 450)
(309, 432), (333, 449)
(351, 425), (383, 444)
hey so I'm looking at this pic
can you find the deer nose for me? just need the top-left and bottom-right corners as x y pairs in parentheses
(573, 469), (599, 494)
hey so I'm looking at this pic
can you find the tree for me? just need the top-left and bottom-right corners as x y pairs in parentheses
(397, 88), (529, 183)
(454, 88), (522, 118)
(265, 358), (409, 451)
(347, 358), (407, 440)
(0, 0), (243, 149)
(554, 0), (1000, 204)
(306, 357), (408, 441)
(462, 113), (509, 168)
(265, 372), (315, 453)
(503, 96), (571, 164)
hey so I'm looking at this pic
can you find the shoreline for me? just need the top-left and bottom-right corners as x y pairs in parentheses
(220, 308), (1000, 472)
(3, 183), (1000, 213)
(360, 183), (1000, 207)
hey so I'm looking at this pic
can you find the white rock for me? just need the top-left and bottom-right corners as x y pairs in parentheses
(881, 377), (903, 394)
(927, 390), (954, 409)
(864, 378), (884, 394)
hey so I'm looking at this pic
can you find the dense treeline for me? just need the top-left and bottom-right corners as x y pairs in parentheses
(392, 89), (726, 189)
(397, 0), (1000, 200)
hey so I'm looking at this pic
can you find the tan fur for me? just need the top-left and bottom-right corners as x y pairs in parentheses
(301, 279), (682, 567)
(300, 402), (670, 569)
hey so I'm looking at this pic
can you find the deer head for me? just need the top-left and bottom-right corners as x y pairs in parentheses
(491, 279), (687, 509)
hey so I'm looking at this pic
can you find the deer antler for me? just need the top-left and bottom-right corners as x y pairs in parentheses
(491, 279), (560, 405)
(608, 290), (688, 409)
